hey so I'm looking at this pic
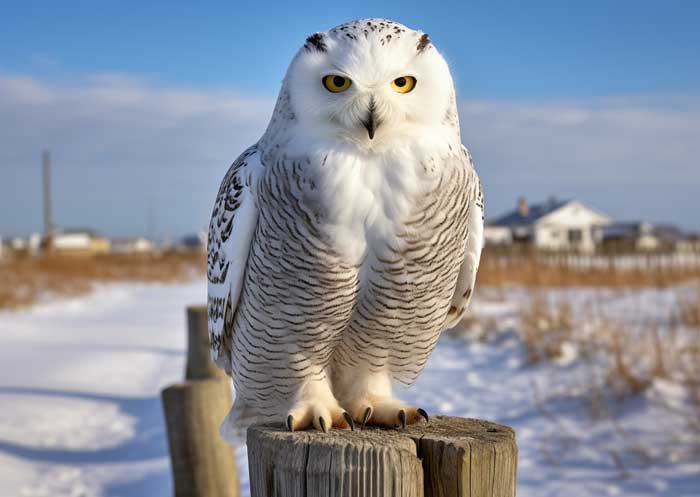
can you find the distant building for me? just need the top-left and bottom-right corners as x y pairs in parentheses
(486, 197), (613, 253)
(179, 232), (207, 252)
(678, 233), (700, 253)
(111, 238), (154, 254)
(601, 222), (687, 253)
(52, 229), (111, 255)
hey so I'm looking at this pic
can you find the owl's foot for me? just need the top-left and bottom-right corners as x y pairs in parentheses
(346, 395), (429, 429)
(285, 383), (352, 432)
(285, 403), (351, 432)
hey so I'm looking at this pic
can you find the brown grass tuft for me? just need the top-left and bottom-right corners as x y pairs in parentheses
(677, 288), (700, 328)
(519, 294), (573, 363)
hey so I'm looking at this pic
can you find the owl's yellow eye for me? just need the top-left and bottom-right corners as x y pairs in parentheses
(391, 76), (416, 93)
(323, 75), (352, 93)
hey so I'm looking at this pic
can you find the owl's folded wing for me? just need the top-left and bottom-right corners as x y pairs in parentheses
(444, 148), (484, 329)
(207, 145), (261, 374)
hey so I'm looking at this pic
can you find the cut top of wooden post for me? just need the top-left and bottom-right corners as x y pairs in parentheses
(247, 416), (517, 497)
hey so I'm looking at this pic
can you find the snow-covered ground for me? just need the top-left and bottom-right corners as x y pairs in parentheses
(0, 280), (698, 497)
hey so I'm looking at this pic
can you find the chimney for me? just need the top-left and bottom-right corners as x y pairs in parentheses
(517, 197), (529, 217)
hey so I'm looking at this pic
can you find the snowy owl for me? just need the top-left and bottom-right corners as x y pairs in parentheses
(207, 19), (484, 436)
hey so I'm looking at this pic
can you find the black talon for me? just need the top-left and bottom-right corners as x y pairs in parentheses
(343, 411), (355, 431)
(286, 414), (294, 432)
(361, 407), (372, 429)
(399, 409), (407, 429)
(417, 408), (430, 424)
(319, 416), (328, 433)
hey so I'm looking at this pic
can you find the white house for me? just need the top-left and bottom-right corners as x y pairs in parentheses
(486, 198), (613, 253)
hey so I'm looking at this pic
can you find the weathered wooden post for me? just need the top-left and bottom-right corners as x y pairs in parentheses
(186, 305), (229, 381)
(161, 306), (240, 497)
(247, 416), (517, 497)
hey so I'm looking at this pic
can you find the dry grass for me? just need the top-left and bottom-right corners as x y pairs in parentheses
(517, 294), (692, 396)
(477, 251), (700, 464)
(603, 321), (653, 395)
(477, 249), (700, 288)
(677, 288), (700, 327)
(518, 287), (700, 429)
(0, 251), (205, 310)
(517, 289), (700, 462)
(519, 293), (573, 363)
(672, 299), (700, 440)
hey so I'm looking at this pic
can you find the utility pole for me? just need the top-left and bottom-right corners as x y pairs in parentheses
(42, 150), (54, 251)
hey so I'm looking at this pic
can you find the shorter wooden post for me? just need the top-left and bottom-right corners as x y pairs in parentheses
(162, 379), (239, 497)
(186, 305), (226, 380)
(160, 305), (240, 497)
(247, 416), (517, 497)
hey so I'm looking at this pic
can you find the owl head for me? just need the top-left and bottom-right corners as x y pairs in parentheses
(278, 19), (459, 148)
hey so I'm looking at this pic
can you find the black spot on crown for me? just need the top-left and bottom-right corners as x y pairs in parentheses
(305, 33), (327, 52)
(328, 19), (409, 42)
(417, 33), (431, 53)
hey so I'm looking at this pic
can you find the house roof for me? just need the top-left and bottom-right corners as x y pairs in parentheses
(654, 224), (685, 242)
(489, 199), (569, 227)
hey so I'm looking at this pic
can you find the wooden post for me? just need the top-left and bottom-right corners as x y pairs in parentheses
(186, 305), (227, 380)
(247, 416), (517, 497)
(162, 379), (240, 497)
(160, 305), (240, 497)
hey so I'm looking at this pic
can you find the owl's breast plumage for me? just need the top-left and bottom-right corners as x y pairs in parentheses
(229, 145), (470, 412)
(329, 152), (471, 384)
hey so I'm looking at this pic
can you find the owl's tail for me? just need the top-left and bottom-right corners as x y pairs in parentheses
(219, 398), (267, 446)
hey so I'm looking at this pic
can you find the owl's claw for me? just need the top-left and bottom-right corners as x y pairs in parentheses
(343, 411), (355, 431)
(286, 414), (295, 432)
(361, 406), (373, 429)
(417, 408), (430, 424)
(346, 396), (429, 428)
(398, 409), (407, 429)
(318, 416), (328, 433)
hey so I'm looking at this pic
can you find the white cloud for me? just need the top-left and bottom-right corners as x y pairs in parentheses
(460, 98), (700, 180)
(0, 72), (274, 238)
(459, 98), (700, 227)
(0, 71), (698, 238)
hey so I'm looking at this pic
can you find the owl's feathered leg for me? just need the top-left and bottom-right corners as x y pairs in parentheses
(332, 368), (429, 428)
(285, 375), (351, 432)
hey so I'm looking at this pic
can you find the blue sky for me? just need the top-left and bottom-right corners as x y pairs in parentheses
(1, 1), (699, 238)
(4, 1), (699, 98)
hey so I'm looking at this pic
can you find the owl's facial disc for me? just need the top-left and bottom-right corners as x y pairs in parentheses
(319, 74), (420, 140)
(286, 20), (457, 145)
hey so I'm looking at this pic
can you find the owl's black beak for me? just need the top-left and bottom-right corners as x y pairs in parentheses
(361, 97), (378, 140)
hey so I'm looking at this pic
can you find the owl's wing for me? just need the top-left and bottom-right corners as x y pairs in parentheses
(444, 148), (485, 329)
(207, 145), (260, 374)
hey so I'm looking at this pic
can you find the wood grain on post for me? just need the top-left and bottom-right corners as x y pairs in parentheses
(186, 305), (227, 380)
(162, 379), (239, 497)
(247, 416), (517, 497)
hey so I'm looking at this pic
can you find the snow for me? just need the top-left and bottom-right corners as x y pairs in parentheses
(0, 280), (698, 497)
